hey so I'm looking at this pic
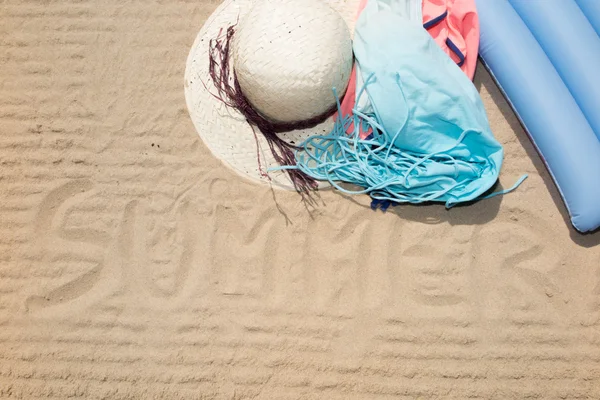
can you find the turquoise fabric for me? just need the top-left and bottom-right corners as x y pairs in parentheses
(282, 1), (521, 206)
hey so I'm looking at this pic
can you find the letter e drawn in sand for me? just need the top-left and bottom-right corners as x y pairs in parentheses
(400, 223), (473, 313)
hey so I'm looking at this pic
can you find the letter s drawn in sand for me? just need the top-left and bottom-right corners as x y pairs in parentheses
(25, 180), (127, 315)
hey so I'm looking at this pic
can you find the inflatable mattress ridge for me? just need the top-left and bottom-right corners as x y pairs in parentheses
(476, 0), (600, 233)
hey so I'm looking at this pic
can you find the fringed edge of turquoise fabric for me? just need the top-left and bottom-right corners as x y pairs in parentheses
(270, 76), (527, 209)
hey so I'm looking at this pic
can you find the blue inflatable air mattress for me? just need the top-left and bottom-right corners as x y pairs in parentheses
(476, 0), (600, 233)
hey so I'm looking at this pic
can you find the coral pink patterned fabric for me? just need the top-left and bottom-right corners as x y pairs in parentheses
(336, 0), (370, 137)
(423, 0), (479, 80)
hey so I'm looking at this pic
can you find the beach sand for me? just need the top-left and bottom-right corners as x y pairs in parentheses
(1, 0), (600, 398)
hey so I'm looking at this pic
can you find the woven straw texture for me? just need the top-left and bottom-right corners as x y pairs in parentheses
(184, 0), (359, 190)
(233, 0), (352, 123)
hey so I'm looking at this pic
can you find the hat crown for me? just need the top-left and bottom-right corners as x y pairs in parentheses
(232, 0), (353, 122)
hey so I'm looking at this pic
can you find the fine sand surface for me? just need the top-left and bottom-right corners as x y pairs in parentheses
(2, 1), (600, 399)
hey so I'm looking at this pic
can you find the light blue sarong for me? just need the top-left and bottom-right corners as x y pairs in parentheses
(282, 0), (525, 206)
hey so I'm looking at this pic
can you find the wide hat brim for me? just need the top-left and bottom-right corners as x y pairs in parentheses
(184, 0), (360, 190)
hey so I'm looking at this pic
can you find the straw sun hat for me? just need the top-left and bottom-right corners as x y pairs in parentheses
(184, 0), (358, 190)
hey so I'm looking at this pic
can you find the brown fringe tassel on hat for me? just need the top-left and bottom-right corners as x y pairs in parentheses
(208, 25), (329, 195)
